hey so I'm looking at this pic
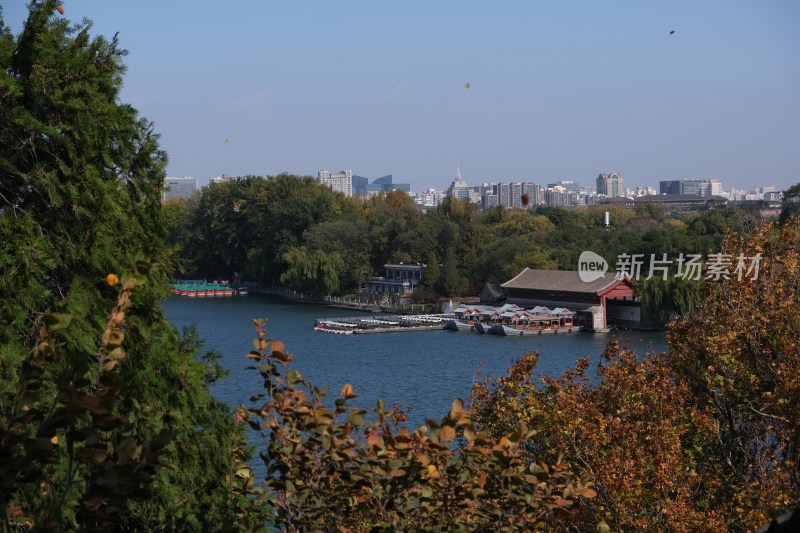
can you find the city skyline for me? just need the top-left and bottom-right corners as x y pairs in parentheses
(4, 1), (798, 191)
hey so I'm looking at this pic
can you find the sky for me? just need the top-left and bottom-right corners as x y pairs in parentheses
(3, 1), (799, 192)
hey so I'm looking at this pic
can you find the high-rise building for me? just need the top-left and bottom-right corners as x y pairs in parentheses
(318, 169), (353, 196)
(352, 175), (369, 197)
(597, 172), (624, 197)
(661, 179), (723, 197)
(484, 194), (499, 209)
(498, 183), (511, 207)
(414, 188), (445, 207)
(162, 176), (198, 201)
(522, 182), (542, 206)
(511, 183), (523, 208)
(659, 180), (681, 195)
(447, 165), (471, 200)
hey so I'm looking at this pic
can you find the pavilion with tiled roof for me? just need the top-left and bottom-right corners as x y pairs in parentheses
(501, 268), (637, 332)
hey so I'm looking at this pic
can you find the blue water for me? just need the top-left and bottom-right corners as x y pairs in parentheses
(161, 296), (668, 428)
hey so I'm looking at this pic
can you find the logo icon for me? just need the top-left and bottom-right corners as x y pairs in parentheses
(578, 251), (608, 282)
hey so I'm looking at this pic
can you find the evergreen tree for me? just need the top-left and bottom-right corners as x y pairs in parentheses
(441, 248), (467, 297)
(0, 3), (254, 528)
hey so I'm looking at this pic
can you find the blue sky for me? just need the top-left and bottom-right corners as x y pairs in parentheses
(4, 1), (799, 191)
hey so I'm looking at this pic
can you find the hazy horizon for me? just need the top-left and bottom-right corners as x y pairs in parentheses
(4, 1), (799, 191)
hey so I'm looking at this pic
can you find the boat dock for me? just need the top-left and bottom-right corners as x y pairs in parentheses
(314, 314), (448, 334)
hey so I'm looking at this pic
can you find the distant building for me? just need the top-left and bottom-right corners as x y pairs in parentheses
(764, 191), (783, 202)
(447, 165), (471, 200)
(352, 175), (369, 197)
(511, 183), (523, 208)
(598, 194), (728, 213)
(484, 194), (499, 209)
(209, 175), (235, 185)
(414, 188), (446, 208)
(162, 176), (198, 201)
(367, 175), (393, 195)
(544, 185), (578, 207)
(660, 179), (722, 197)
(522, 183), (542, 207)
(597, 172), (624, 197)
(634, 186), (657, 197)
(498, 183), (511, 207)
(363, 263), (427, 304)
(356, 174), (412, 197)
(318, 169), (353, 196)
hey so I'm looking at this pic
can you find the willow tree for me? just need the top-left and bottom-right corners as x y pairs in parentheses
(0, 3), (254, 529)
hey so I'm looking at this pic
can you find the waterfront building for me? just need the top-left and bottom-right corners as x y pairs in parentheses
(597, 172), (624, 198)
(162, 176), (198, 201)
(363, 263), (427, 303)
(501, 268), (637, 332)
(318, 169), (353, 196)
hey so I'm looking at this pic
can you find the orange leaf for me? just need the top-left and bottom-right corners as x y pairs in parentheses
(441, 425), (456, 441)
(271, 340), (286, 353)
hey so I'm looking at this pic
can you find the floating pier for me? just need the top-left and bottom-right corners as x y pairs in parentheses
(313, 315), (448, 334)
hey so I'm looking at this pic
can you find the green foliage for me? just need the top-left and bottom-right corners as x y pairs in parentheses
(280, 246), (345, 298)
(0, 4), (254, 529)
(166, 168), (763, 306)
(167, 174), (360, 285)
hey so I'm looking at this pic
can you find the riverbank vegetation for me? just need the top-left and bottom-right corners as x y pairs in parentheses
(2, 3), (798, 531)
(165, 173), (768, 321)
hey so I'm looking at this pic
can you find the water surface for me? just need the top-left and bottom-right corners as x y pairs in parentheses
(162, 296), (668, 428)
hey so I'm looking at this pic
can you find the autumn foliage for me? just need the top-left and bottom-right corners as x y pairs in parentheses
(240, 320), (597, 531)
(471, 217), (800, 532)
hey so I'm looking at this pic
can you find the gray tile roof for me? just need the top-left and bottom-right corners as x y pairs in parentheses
(501, 268), (622, 294)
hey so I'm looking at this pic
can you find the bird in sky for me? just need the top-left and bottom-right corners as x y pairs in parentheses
(464, 82), (470, 89)
(670, 30), (676, 35)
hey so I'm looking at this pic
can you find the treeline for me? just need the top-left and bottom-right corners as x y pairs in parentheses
(167, 174), (767, 317)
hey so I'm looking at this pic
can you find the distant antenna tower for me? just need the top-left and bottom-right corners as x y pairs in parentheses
(604, 211), (610, 231)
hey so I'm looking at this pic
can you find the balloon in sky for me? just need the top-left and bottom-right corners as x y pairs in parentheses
(464, 82), (470, 89)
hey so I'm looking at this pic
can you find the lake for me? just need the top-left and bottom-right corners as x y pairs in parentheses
(161, 295), (668, 428)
